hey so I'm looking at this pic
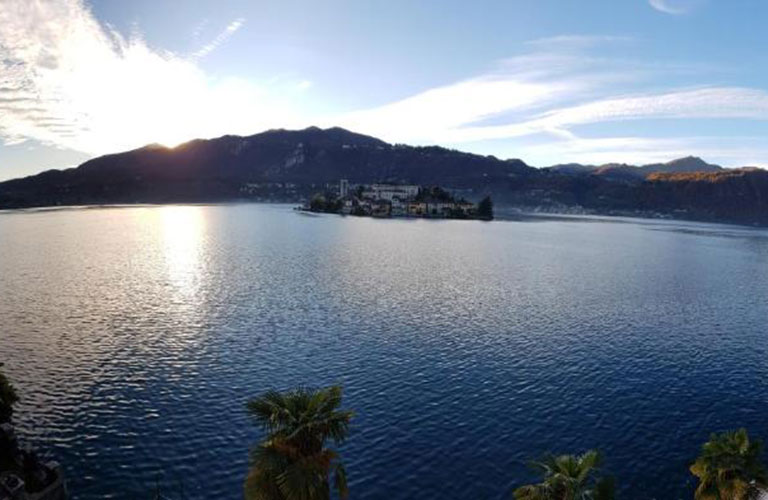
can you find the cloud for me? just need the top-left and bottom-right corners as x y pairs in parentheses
(525, 35), (632, 49)
(648, 0), (700, 15)
(191, 18), (210, 41)
(329, 37), (768, 167)
(334, 41), (644, 144)
(335, 49), (737, 146)
(296, 80), (313, 91)
(0, 1), (309, 154)
(191, 17), (245, 59)
(338, 76), (578, 144)
(544, 87), (768, 122)
(443, 87), (768, 143)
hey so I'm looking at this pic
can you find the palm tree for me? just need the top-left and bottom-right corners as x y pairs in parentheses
(0, 362), (19, 424)
(690, 428), (767, 500)
(244, 385), (354, 500)
(514, 450), (615, 500)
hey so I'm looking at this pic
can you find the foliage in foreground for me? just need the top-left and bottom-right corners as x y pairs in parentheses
(237, 382), (768, 500)
(244, 385), (353, 500)
(513, 450), (614, 500)
(690, 428), (767, 500)
(0, 362), (19, 424)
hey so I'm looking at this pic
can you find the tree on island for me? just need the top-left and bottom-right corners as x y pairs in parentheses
(514, 450), (615, 500)
(244, 385), (354, 500)
(478, 195), (494, 220)
(0, 362), (19, 424)
(309, 194), (327, 212)
(690, 429), (767, 500)
(309, 194), (343, 214)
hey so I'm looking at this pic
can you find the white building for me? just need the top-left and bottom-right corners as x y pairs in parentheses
(339, 179), (349, 198)
(366, 184), (420, 201)
(391, 197), (408, 216)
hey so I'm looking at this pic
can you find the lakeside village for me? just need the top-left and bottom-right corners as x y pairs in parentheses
(299, 180), (494, 220)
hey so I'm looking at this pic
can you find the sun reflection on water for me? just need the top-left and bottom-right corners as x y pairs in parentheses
(158, 206), (207, 296)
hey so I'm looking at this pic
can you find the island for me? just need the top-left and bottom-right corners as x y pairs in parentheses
(298, 180), (494, 220)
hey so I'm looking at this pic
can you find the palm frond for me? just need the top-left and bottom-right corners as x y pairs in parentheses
(244, 385), (353, 500)
(691, 429), (767, 500)
(513, 483), (548, 500)
(333, 462), (349, 500)
(594, 476), (615, 500)
(516, 450), (612, 500)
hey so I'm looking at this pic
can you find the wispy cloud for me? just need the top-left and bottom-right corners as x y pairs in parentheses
(331, 37), (768, 166)
(0, 1), (307, 154)
(525, 34), (633, 49)
(648, 0), (700, 15)
(296, 80), (313, 91)
(338, 76), (578, 144)
(334, 42), (714, 146)
(192, 17), (246, 59)
(191, 18), (210, 41)
(444, 87), (768, 143)
(334, 45), (645, 144)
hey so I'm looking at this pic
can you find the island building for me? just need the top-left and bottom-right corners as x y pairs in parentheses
(362, 184), (420, 201)
(327, 180), (479, 219)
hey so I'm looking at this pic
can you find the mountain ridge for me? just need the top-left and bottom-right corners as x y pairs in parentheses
(545, 156), (723, 182)
(1, 126), (767, 225)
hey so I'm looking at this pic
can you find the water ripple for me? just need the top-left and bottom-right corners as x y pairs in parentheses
(2, 205), (768, 499)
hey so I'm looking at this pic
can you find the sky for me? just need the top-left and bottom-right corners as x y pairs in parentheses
(2, 0), (768, 180)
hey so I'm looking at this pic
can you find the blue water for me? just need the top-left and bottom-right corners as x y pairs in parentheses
(2, 204), (768, 499)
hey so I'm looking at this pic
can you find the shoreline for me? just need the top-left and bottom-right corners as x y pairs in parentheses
(293, 205), (493, 221)
(1, 200), (766, 229)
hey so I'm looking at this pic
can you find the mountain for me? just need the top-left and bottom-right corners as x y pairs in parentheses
(544, 163), (598, 176)
(594, 163), (646, 182)
(641, 155), (722, 175)
(639, 168), (768, 223)
(0, 127), (530, 207)
(0, 126), (766, 225)
(545, 156), (722, 183)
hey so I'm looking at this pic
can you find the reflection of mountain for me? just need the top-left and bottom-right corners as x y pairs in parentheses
(1, 127), (767, 225)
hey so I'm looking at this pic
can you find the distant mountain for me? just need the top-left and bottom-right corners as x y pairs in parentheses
(639, 168), (768, 223)
(1, 127), (766, 225)
(641, 155), (722, 174)
(546, 156), (722, 183)
(593, 163), (646, 182)
(544, 163), (598, 176)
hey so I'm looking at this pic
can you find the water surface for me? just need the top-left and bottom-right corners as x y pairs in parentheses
(2, 204), (768, 499)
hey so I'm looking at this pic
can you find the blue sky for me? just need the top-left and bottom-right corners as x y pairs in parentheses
(1, 0), (768, 180)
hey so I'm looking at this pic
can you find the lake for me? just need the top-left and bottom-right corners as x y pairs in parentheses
(2, 204), (768, 499)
